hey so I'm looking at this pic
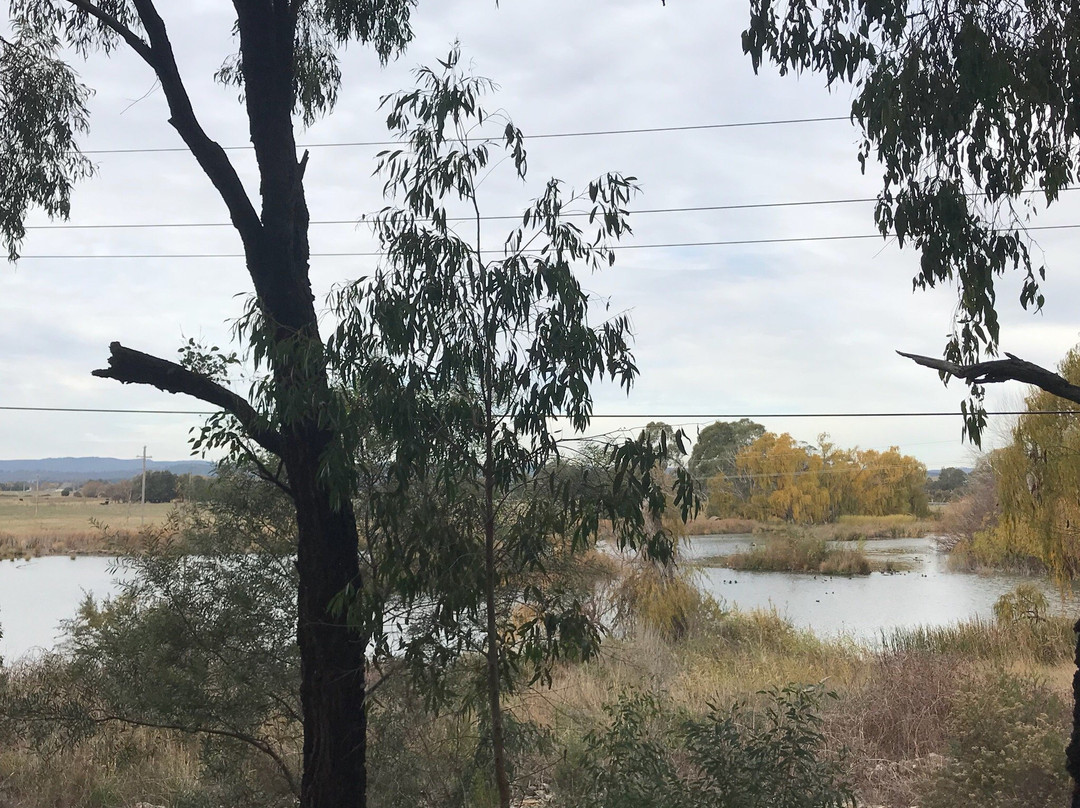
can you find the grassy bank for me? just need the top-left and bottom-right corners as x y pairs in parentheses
(684, 513), (940, 541)
(0, 495), (173, 558)
(2, 588), (1073, 808)
(697, 535), (910, 575)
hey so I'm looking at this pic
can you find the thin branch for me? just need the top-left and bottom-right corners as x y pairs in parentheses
(91, 711), (300, 798)
(93, 342), (284, 456)
(238, 442), (295, 500)
(62, 0), (152, 61)
(898, 350), (1080, 406)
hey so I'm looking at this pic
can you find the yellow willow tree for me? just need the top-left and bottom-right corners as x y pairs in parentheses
(736, 432), (830, 524)
(849, 448), (929, 517)
(817, 433), (860, 520)
(990, 346), (1080, 579)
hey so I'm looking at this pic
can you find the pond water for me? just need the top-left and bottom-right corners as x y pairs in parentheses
(688, 534), (1079, 642)
(0, 556), (125, 663)
(1, 537), (1077, 661)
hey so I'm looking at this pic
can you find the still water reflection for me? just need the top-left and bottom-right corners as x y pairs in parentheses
(688, 534), (1078, 642)
(1, 537), (1076, 661)
(0, 556), (124, 662)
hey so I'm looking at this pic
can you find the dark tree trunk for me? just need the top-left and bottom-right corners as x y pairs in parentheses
(1068, 619), (1080, 808)
(290, 439), (367, 807)
(91, 4), (371, 807)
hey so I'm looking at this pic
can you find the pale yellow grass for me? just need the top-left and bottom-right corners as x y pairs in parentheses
(0, 494), (173, 556)
(516, 613), (863, 731)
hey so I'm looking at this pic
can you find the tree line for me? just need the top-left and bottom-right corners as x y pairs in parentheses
(672, 419), (930, 524)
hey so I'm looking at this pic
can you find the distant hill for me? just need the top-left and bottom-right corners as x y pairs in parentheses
(0, 457), (215, 484)
(927, 467), (974, 478)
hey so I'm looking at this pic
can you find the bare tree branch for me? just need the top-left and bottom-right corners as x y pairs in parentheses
(90, 711), (300, 798)
(898, 350), (1080, 406)
(93, 342), (283, 456)
(115, 0), (263, 248)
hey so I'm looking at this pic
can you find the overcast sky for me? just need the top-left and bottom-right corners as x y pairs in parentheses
(2, 0), (1079, 469)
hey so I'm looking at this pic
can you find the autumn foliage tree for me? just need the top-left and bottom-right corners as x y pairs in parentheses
(706, 430), (928, 524)
(980, 345), (1080, 579)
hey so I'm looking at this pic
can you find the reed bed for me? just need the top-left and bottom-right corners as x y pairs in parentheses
(683, 513), (939, 541)
(879, 615), (1075, 664)
(700, 535), (905, 575)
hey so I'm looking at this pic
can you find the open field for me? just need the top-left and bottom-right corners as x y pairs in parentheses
(0, 493), (173, 557)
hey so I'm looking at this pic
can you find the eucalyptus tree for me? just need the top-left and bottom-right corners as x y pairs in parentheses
(739, 0), (1080, 798)
(329, 50), (697, 807)
(0, 3), (416, 806)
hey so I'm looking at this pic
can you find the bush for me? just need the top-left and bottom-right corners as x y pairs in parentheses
(993, 583), (1049, 624)
(919, 671), (1070, 808)
(564, 684), (855, 808)
(613, 564), (705, 642)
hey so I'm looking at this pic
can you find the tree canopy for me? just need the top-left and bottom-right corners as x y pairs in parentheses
(688, 419), (765, 482)
(743, 1), (1080, 441)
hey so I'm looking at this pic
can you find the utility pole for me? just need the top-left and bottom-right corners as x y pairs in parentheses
(138, 446), (152, 524)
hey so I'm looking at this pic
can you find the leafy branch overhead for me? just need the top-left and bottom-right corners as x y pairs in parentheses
(743, 1), (1080, 440)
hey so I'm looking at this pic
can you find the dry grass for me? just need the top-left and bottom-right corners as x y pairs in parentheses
(879, 615), (1075, 664)
(809, 514), (940, 541)
(683, 514), (940, 541)
(0, 495), (173, 557)
(517, 604), (864, 735)
(683, 516), (760, 535)
(702, 535), (909, 575)
(0, 724), (200, 808)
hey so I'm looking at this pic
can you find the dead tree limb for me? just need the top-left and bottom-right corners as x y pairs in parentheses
(897, 350), (1080, 406)
(93, 341), (282, 456)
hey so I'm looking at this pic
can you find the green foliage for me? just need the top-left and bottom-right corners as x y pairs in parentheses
(927, 467), (969, 500)
(568, 685), (856, 808)
(742, 2), (1080, 442)
(690, 419), (765, 483)
(920, 671), (1070, 808)
(0, 465), (303, 804)
(993, 583), (1050, 625)
(0, 18), (93, 261)
(323, 50), (697, 805)
(326, 49), (695, 691)
(131, 470), (179, 503)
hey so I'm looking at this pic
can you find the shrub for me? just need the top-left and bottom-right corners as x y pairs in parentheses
(919, 671), (1069, 808)
(613, 564), (705, 642)
(993, 583), (1049, 624)
(564, 684), (856, 808)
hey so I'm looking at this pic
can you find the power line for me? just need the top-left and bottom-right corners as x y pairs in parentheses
(79, 116), (851, 156)
(16, 222), (1080, 260)
(22, 197), (877, 231)
(0, 405), (214, 414)
(22, 186), (1080, 233)
(0, 405), (1073, 418)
